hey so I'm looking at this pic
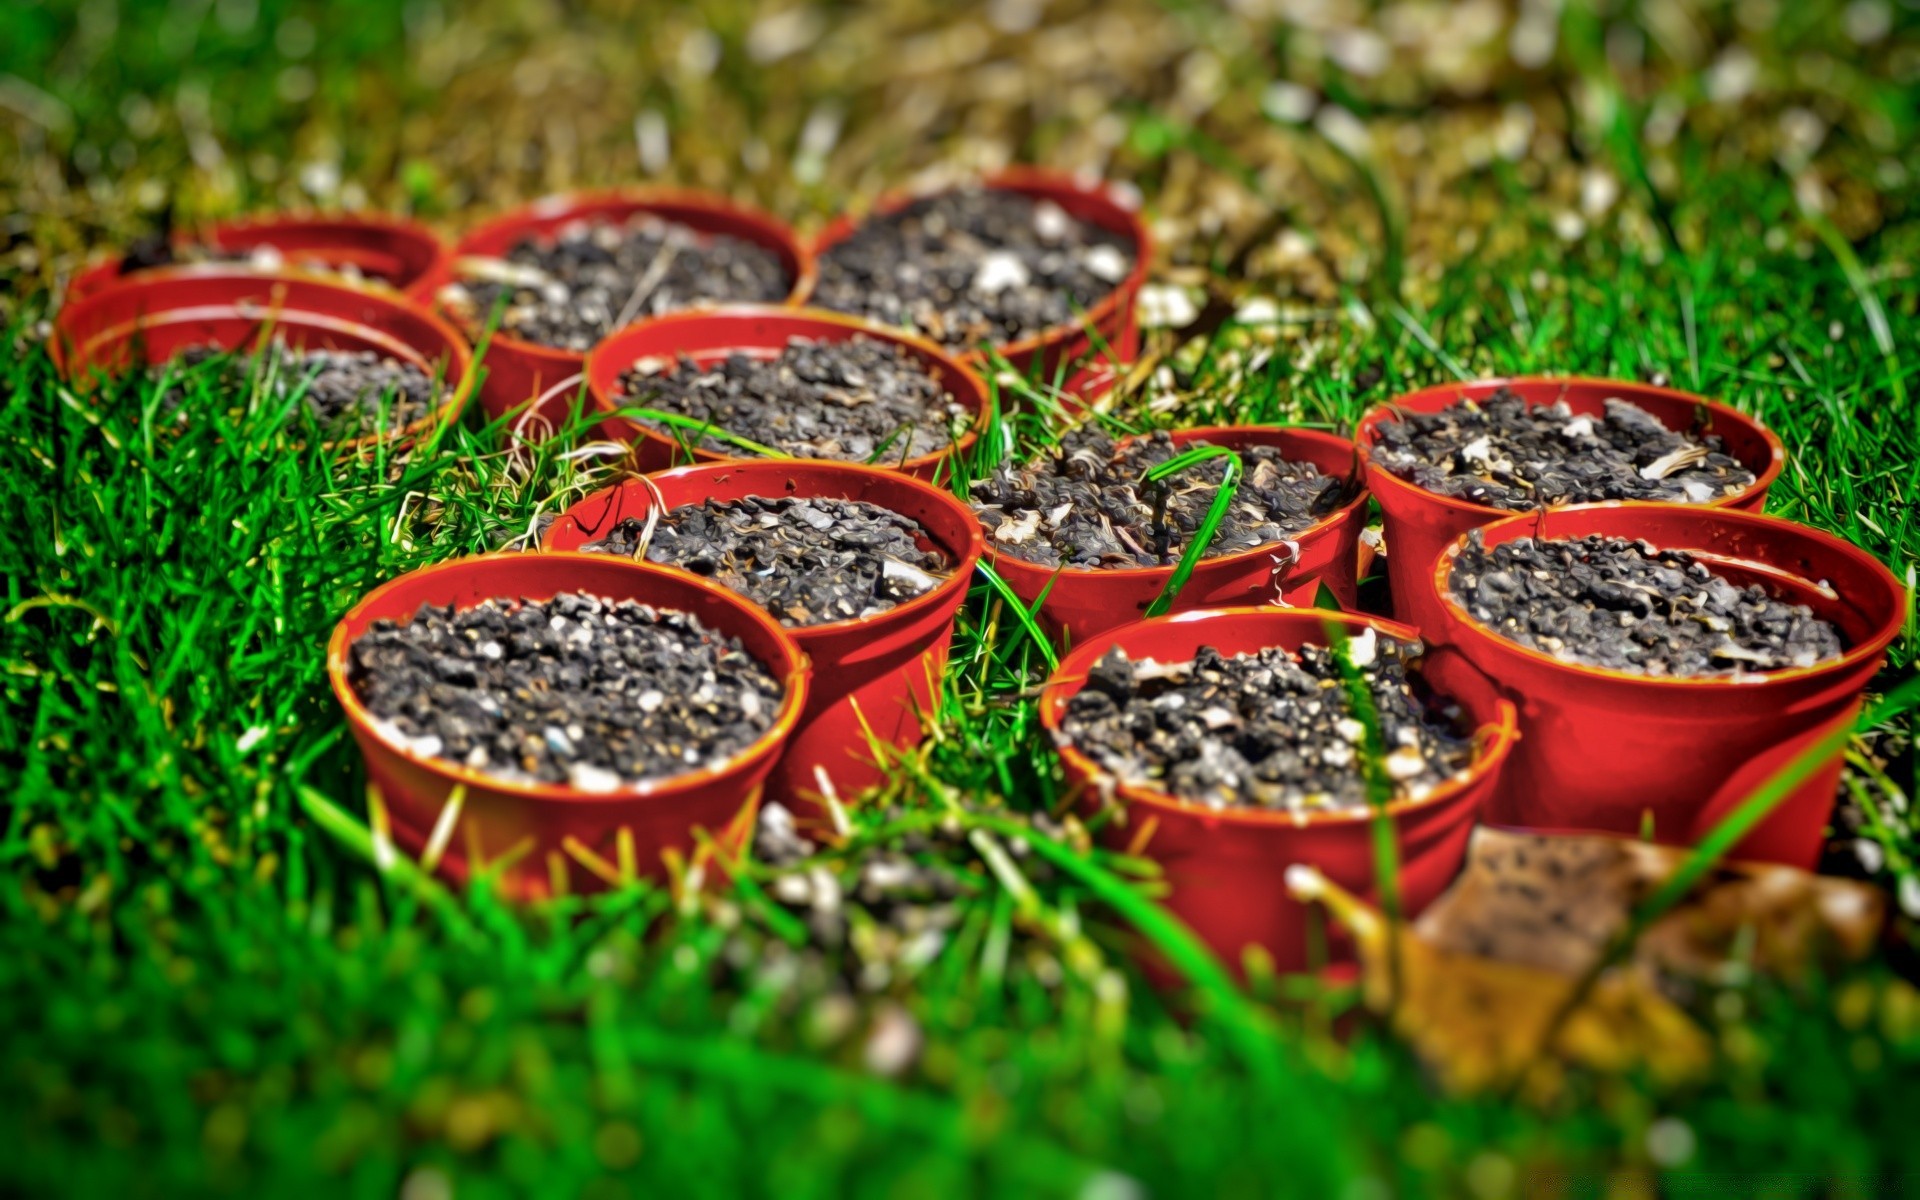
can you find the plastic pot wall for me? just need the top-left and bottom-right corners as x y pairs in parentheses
(1428, 502), (1906, 867)
(812, 168), (1151, 408)
(1040, 608), (1518, 975)
(583, 305), (988, 481)
(983, 426), (1369, 650)
(70, 211), (453, 303)
(50, 266), (476, 453)
(546, 460), (984, 816)
(449, 190), (813, 441)
(1358, 378), (1785, 634)
(327, 553), (810, 900)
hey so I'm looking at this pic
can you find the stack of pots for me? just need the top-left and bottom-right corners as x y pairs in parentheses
(177, 191), (1895, 967)
(1042, 376), (1904, 980)
(1355, 378), (1905, 871)
(297, 169), (1156, 898)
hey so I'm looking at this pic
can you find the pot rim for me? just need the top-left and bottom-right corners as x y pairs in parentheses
(1356, 375), (1787, 521)
(1430, 499), (1908, 690)
(447, 186), (817, 363)
(70, 208), (453, 300)
(1038, 606), (1520, 828)
(978, 423), (1369, 588)
(51, 264), (477, 454)
(326, 551), (811, 806)
(582, 304), (989, 475)
(544, 456), (989, 642)
(810, 166), (1153, 367)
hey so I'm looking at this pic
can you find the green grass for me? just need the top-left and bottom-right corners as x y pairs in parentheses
(5, 0), (1920, 1195)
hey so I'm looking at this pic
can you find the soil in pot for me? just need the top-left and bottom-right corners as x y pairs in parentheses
(813, 188), (1136, 352)
(615, 335), (968, 463)
(578, 496), (954, 627)
(125, 240), (378, 284)
(346, 591), (783, 791)
(1370, 388), (1756, 509)
(1060, 630), (1475, 812)
(157, 342), (446, 437)
(1447, 531), (1845, 676)
(440, 214), (794, 351)
(971, 428), (1347, 569)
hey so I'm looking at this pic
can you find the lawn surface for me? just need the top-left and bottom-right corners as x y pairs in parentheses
(3, 1), (1919, 1195)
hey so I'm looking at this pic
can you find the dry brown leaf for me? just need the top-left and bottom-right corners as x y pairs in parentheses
(1289, 865), (1714, 1097)
(1415, 828), (1885, 987)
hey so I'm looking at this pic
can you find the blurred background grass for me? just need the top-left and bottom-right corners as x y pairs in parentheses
(4, 1), (1920, 1196)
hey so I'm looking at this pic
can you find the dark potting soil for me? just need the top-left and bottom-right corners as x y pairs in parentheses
(812, 188), (1136, 352)
(123, 240), (381, 285)
(578, 496), (952, 628)
(347, 593), (783, 790)
(442, 215), (793, 351)
(163, 343), (444, 434)
(1060, 631), (1474, 812)
(1447, 531), (1845, 676)
(616, 335), (968, 463)
(1369, 390), (1756, 510)
(970, 428), (1347, 569)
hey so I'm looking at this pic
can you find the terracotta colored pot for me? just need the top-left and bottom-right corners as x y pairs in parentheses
(981, 426), (1370, 649)
(448, 189), (814, 440)
(50, 266), (475, 453)
(327, 552), (810, 900)
(1040, 607), (1518, 974)
(1428, 502), (1907, 867)
(70, 211), (452, 302)
(1357, 377), (1786, 634)
(545, 459), (984, 816)
(812, 168), (1151, 407)
(583, 305), (988, 482)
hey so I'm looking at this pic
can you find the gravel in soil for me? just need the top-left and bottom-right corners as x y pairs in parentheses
(1061, 630), (1474, 811)
(1369, 389), (1756, 510)
(812, 188), (1136, 352)
(347, 592), (783, 790)
(123, 240), (381, 285)
(616, 335), (968, 463)
(162, 343), (444, 435)
(440, 214), (793, 351)
(1447, 531), (1845, 676)
(970, 427), (1347, 569)
(579, 496), (953, 628)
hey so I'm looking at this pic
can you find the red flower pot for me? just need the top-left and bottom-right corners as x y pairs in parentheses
(327, 552), (810, 900)
(448, 189), (814, 440)
(1357, 378), (1785, 635)
(69, 211), (453, 303)
(583, 305), (988, 482)
(1040, 608), (1518, 974)
(1428, 503), (1907, 867)
(982, 426), (1370, 649)
(812, 168), (1151, 406)
(544, 460), (985, 816)
(50, 266), (476, 453)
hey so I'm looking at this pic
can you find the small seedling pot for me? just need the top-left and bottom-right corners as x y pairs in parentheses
(1428, 502), (1907, 867)
(449, 189), (814, 439)
(70, 211), (453, 303)
(583, 305), (989, 481)
(49, 266), (475, 454)
(1357, 377), (1785, 634)
(327, 552), (810, 900)
(545, 459), (984, 816)
(812, 168), (1151, 406)
(1039, 608), (1518, 975)
(982, 426), (1370, 649)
